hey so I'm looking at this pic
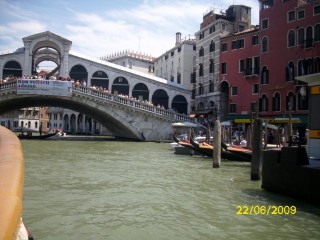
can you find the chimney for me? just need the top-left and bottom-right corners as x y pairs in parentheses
(176, 32), (181, 46)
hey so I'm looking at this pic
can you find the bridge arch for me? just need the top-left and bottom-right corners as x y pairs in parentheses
(172, 95), (188, 114)
(91, 70), (109, 89)
(112, 76), (129, 95)
(29, 38), (63, 56)
(3, 60), (22, 78)
(132, 83), (149, 101)
(69, 64), (88, 84)
(152, 89), (169, 108)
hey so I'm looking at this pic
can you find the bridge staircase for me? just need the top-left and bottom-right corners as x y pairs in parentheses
(47, 64), (60, 77)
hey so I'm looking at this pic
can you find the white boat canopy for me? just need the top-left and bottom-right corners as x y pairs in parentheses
(172, 122), (199, 128)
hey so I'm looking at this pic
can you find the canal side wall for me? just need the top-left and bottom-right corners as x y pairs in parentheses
(262, 147), (320, 203)
(0, 126), (24, 240)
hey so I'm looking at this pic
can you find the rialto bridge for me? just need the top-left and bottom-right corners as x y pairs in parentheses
(0, 31), (196, 141)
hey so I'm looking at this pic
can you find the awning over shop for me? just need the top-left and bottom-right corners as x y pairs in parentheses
(228, 115), (308, 124)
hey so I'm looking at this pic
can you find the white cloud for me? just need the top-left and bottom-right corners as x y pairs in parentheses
(0, 0), (260, 58)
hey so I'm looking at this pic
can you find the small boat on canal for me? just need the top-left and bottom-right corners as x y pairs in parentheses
(18, 131), (58, 140)
(189, 137), (252, 162)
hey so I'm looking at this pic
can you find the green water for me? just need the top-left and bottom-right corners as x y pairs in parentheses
(21, 140), (320, 240)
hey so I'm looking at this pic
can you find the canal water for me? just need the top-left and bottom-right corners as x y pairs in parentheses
(21, 140), (320, 240)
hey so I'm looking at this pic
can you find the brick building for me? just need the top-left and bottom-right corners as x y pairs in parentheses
(257, 0), (320, 125)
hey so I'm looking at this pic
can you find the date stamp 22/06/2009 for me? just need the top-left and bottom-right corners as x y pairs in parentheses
(236, 205), (297, 215)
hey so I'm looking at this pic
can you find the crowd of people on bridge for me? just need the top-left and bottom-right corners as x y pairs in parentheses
(1, 74), (182, 114)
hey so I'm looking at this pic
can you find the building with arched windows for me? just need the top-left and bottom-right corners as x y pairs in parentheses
(258, 0), (320, 125)
(193, 5), (253, 121)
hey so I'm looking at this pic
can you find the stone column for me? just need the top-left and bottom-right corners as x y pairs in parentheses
(23, 42), (32, 76)
(60, 51), (69, 77)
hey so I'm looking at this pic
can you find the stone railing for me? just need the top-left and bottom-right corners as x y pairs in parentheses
(0, 80), (196, 123)
(73, 84), (195, 123)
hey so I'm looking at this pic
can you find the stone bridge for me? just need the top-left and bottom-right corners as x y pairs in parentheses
(0, 81), (196, 141)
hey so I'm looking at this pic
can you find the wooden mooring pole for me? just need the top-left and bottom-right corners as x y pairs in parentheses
(213, 120), (221, 168)
(251, 118), (263, 180)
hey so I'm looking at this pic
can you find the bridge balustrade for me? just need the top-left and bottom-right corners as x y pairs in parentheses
(0, 81), (16, 90)
(0, 81), (196, 123)
(73, 84), (195, 123)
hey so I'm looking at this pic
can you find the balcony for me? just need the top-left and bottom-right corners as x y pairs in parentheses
(244, 68), (259, 78)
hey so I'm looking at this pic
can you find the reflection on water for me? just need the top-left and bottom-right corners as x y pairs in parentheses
(22, 140), (320, 240)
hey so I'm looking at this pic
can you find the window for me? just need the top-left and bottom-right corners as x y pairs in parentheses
(221, 43), (227, 52)
(199, 46), (204, 57)
(286, 92), (296, 111)
(286, 61), (295, 81)
(177, 73), (181, 84)
(259, 94), (268, 112)
(315, 24), (320, 42)
(253, 84), (259, 94)
(261, 66), (269, 84)
(199, 83), (204, 95)
(314, 5), (320, 15)
(262, 37), (268, 53)
(261, 0), (274, 10)
(240, 59), (245, 72)
(242, 57), (259, 75)
(209, 81), (214, 92)
(210, 41), (215, 52)
(272, 92), (281, 111)
(209, 25), (215, 33)
(306, 26), (313, 48)
(298, 87), (308, 110)
(178, 47), (181, 52)
(315, 57), (320, 73)
(199, 63), (203, 77)
(232, 39), (244, 49)
(252, 35), (259, 45)
(298, 28), (305, 45)
(230, 104), (237, 113)
(231, 86), (238, 96)
(262, 19), (269, 29)
(239, 25), (245, 32)
(254, 57), (260, 75)
(245, 58), (253, 75)
(297, 10), (304, 19)
(199, 31), (204, 40)
(209, 59), (214, 73)
(298, 59), (305, 76)
(251, 102), (257, 112)
(221, 63), (227, 74)
(288, 11), (295, 22)
(171, 51), (174, 56)
(288, 30), (295, 47)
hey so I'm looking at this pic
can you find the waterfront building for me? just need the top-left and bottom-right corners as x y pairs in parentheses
(258, 0), (320, 125)
(154, 33), (196, 90)
(47, 107), (110, 135)
(0, 107), (40, 133)
(219, 26), (260, 122)
(193, 5), (253, 121)
(101, 50), (156, 76)
(39, 107), (50, 134)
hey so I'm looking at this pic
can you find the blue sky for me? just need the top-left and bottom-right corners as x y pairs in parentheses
(0, 0), (259, 59)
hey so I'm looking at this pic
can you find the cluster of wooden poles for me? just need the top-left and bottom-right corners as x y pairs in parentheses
(212, 118), (264, 181)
